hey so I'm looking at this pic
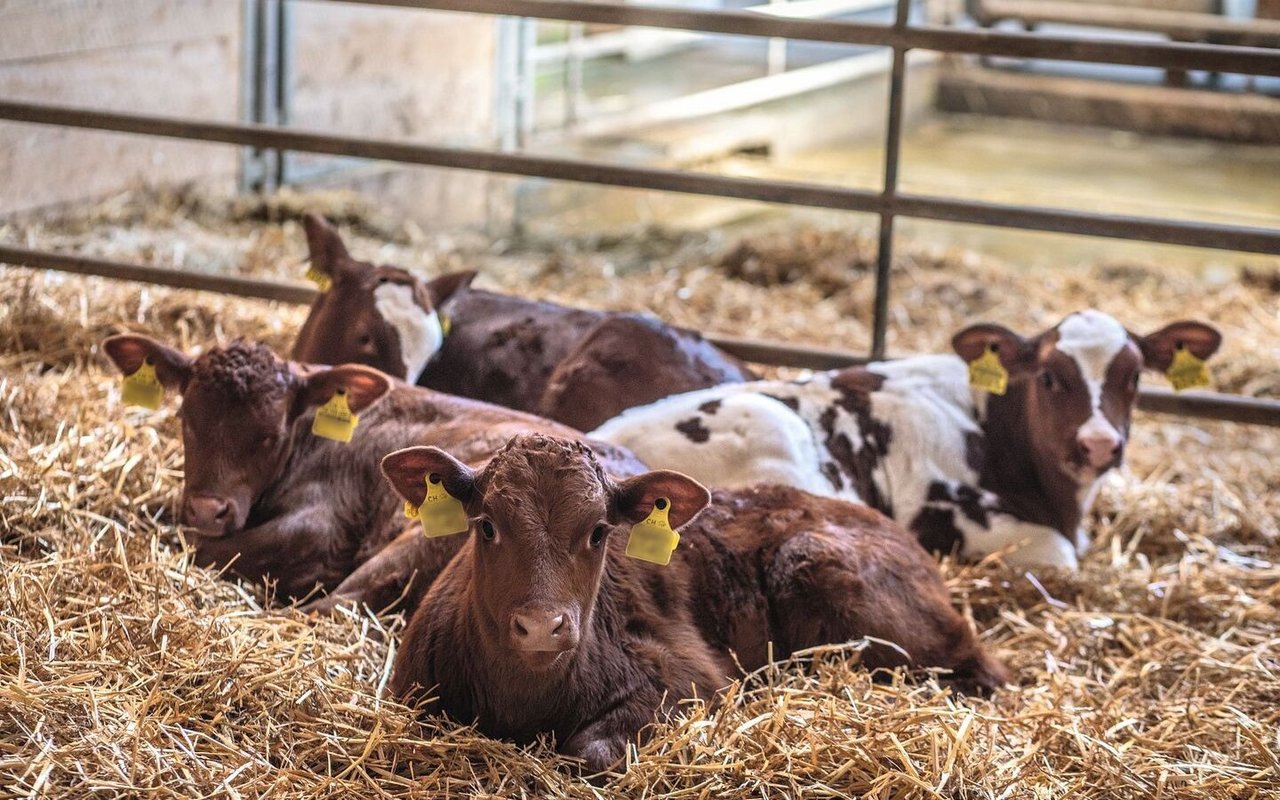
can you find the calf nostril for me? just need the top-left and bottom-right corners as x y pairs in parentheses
(214, 503), (230, 521)
(550, 615), (566, 636)
(512, 617), (529, 639)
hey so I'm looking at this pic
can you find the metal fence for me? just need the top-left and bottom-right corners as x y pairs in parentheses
(1, 0), (1278, 426)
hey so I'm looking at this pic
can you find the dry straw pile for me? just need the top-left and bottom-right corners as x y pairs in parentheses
(1, 192), (1278, 798)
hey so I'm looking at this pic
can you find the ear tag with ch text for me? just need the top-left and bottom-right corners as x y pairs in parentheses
(311, 390), (359, 443)
(305, 264), (333, 293)
(122, 360), (163, 410)
(1167, 346), (1210, 391)
(968, 347), (1008, 396)
(626, 498), (680, 566)
(405, 475), (469, 538)
(439, 313), (453, 337)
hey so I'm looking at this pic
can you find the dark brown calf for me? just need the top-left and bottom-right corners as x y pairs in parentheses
(382, 434), (1008, 774)
(292, 214), (755, 430)
(103, 335), (640, 608)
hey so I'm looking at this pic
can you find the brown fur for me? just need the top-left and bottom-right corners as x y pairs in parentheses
(290, 214), (755, 427)
(384, 434), (1009, 774)
(102, 335), (641, 608)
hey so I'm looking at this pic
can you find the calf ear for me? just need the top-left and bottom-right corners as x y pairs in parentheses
(381, 446), (476, 508)
(300, 364), (391, 414)
(611, 470), (711, 530)
(102, 334), (193, 390)
(951, 323), (1041, 378)
(1138, 321), (1222, 372)
(425, 270), (477, 308)
(303, 212), (362, 282)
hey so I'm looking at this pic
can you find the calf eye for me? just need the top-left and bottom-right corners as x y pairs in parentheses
(480, 520), (496, 542)
(1041, 371), (1056, 390)
(589, 525), (607, 548)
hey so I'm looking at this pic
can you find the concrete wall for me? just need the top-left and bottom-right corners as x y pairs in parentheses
(287, 3), (503, 229)
(0, 0), (242, 215)
(0, 1), (502, 227)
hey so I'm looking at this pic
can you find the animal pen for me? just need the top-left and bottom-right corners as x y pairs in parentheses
(2, 1), (1280, 798)
(1, 0), (1278, 424)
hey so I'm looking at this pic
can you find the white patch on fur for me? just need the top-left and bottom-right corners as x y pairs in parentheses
(958, 514), (1081, 569)
(1054, 310), (1129, 448)
(374, 283), (443, 382)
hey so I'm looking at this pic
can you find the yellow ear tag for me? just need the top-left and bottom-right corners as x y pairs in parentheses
(968, 347), (1008, 396)
(1167, 346), (1210, 391)
(440, 313), (452, 337)
(122, 360), (163, 410)
(311, 390), (359, 443)
(407, 474), (469, 538)
(626, 498), (680, 566)
(305, 265), (332, 292)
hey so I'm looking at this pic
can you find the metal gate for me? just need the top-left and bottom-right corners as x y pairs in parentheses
(1, 0), (1278, 426)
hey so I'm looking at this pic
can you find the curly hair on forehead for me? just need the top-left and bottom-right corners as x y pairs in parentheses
(189, 340), (288, 400)
(479, 434), (611, 495)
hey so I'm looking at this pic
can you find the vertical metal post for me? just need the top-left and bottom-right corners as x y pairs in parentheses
(767, 0), (787, 75)
(239, 0), (263, 191)
(274, 0), (294, 187)
(870, 0), (911, 360)
(566, 21), (585, 126)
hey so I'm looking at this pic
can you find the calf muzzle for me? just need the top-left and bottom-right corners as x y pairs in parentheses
(510, 606), (579, 654)
(181, 494), (239, 537)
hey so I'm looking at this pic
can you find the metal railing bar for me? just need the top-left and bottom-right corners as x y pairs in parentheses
(2, 246), (1274, 426)
(327, 0), (1280, 75)
(2, 100), (1277, 255)
(894, 194), (1280, 253)
(0, 245), (316, 305)
(871, 0), (911, 360)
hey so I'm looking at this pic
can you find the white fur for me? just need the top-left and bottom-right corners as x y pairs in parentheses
(374, 283), (443, 382)
(1055, 310), (1129, 454)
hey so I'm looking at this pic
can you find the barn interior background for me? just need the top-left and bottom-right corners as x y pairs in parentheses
(1, 1), (1279, 797)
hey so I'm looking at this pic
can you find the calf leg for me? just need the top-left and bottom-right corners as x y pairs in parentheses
(305, 524), (458, 616)
(764, 528), (1009, 694)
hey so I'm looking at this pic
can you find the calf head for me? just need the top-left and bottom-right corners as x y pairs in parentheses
(104, 334), (391, 536)
(382, 434), (710, 671)
(292, 213), (476, 382)
(953, 310), (1221, 481)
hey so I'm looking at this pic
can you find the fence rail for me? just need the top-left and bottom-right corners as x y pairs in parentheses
(1, 0), (1277, 427)
(2, 243), (1276, 427)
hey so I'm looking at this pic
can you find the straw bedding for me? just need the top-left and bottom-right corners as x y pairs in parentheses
(1, 189), (1278, 798)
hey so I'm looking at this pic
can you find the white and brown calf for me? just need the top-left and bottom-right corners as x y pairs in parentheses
(292, 213), (755, 430)
(592, 311), (1222, 569)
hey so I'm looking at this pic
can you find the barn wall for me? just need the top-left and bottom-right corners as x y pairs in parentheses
(0, 1), (503, 228)
(287, 4), (503, 229)
(0, 0), (242, 215)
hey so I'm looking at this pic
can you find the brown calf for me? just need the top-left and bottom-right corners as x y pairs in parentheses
(382, 434), (1008, 774)
(103, 335), (640, 608)
(291, 213), (755, 430)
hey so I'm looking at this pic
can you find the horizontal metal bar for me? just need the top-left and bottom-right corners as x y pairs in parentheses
(0, 245), (317, 305)
(894, 194), (1280, 254)
(2, 246), (1277, 427)
(0, 100), (882, 213)
(2, 100), (1277, 255)
(330, 0), (1280, 75)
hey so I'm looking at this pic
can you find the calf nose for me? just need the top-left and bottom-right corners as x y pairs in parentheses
(511, 610), (572, 651)
(182, 495), (236, 536)
(1078, 433), (1121, 469)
